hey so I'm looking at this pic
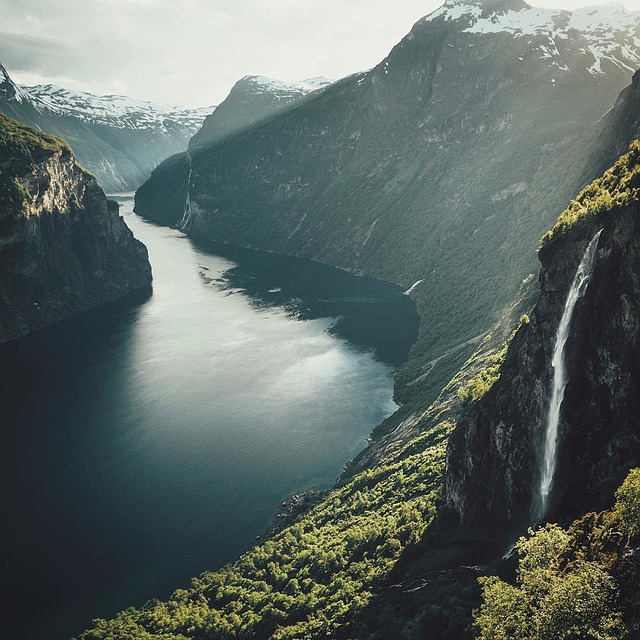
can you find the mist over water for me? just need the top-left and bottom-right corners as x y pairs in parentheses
(2, 195), (418, 640)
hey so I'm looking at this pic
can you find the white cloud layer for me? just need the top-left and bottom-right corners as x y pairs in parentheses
(0, 0), (638, 107)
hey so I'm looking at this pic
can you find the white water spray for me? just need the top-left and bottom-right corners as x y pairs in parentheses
(533, 229), (602, 524)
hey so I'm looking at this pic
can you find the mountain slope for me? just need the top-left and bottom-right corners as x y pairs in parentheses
(74, 46), (640, 638)
(0, 114), (152, 342)
(190, 75), (333, 150)
(76, 133), (640, 640)
(135, 0), (640, 415)
(445, 139), (640, 531)
(0, 64), (212, 191)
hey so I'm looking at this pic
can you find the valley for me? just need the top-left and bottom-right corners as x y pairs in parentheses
(2, 0), (640, 638)
(1, 196), (418, 640)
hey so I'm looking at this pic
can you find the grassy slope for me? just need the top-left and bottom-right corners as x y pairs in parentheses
(0, 113), (72, 208)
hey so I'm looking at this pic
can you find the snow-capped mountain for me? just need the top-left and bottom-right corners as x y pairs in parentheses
(22, 83), (213, 133)
(189, 75), (333, 150)
(238, 75), (333, 98)
(0, 64), (30, 103)
(429, 0), (640, 76)
(0, 62), (214, 191)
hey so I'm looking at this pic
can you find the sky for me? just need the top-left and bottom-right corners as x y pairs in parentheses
(0, 0), (639, 108)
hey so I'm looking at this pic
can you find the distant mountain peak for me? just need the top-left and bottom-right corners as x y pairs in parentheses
(0, 63), (28, 103)
(424, 0), (640, 77)
(442, 0), (529, 9)
(189, 74), (332, 151)
(238, 75), (332, 95)
(20, 83), (213, 132)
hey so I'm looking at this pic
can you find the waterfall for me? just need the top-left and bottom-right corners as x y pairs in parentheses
(178, 152), (193, 231)
(533, 229), (602, 524)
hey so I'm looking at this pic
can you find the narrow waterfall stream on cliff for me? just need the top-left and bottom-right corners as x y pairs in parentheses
(2, 194), (418, 640)
(533, 229), (602, 523)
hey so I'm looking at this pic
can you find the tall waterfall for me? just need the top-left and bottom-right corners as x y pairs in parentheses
(533, 229), (603, 524)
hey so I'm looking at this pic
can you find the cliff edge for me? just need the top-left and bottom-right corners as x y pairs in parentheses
(0, 114), (152, 342)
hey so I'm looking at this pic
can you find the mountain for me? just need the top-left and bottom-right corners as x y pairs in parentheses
(190, 75), (333, 150)
(75, 133), (640, 639)
(136, 74), (334, 226)
(0, 63), (213, 191)
(0, 114), (152, 342)
(135, 0), (640, 423)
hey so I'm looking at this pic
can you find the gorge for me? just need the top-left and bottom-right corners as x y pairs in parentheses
(3, 0), (640, 638)
(2, 195), (418, 640)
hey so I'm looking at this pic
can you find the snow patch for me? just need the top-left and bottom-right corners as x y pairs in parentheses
(19, 84), (214, 132)
(243, 75), (333, 97)
(425, 1), (640, 78)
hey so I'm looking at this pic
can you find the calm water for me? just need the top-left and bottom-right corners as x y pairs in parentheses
(2, 194), (418, 640)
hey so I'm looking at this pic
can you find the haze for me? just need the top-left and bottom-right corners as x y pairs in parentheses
(0, 0), (638, 107)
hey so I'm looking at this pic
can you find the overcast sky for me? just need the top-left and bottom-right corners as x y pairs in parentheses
(1, 0), (639, 107)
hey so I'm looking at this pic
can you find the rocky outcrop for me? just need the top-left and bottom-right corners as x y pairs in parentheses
(444, 142), (640, 531)
(588, 69), (640, 177)
(0, 114), (152, 342)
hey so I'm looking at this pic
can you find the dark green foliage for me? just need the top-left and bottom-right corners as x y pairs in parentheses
(542, 140), (640, 244)
(0, 112), (70, 160)
(475, 469), (640, 640)
(77, 422), (454, 640)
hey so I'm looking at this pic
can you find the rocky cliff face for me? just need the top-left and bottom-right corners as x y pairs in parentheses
(0, 114), (152, 343)
(444, 141), (640, 531)
(135, 0), (640, 411)
(0, 63), (212, 191)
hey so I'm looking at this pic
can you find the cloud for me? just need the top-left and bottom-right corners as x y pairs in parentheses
(0, 0), (638, 106)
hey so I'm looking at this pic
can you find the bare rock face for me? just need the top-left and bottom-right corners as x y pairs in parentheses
(0, 114), (152, 343)
(444, 144), (640, 531)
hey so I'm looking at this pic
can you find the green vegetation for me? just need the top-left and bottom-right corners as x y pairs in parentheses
(457, 316), (529, 404)
(0, 113), (71, 210)
(615, 468), (640, 539)
(475, 468), (640, 639)
(78, 421), (455, 640)
(542, 140), (640, 245)
(457, 343), (509, 404)
(0, 112), (70, 162)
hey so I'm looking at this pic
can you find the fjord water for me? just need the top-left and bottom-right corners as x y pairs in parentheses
(2, 195), (418, 640)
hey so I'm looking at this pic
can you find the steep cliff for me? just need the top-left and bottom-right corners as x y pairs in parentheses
(135, 0), (640, 411)
(445, 140), (640, 531)
(0, 114), (152, 342)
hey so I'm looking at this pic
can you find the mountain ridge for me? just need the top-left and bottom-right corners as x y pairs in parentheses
(0, 63), (213, 191)
(189, 74), (333, 151)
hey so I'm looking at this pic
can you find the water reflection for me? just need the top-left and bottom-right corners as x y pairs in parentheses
(2, 195), (418, 640)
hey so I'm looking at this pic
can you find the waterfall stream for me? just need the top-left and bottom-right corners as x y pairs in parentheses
(179, 151), (193, 231)
(533, 229), (602, 524)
